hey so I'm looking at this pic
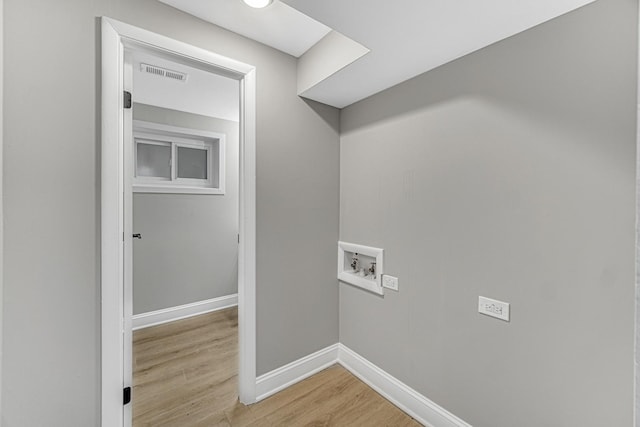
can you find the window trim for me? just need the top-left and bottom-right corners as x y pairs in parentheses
(132, 120), (226, 195)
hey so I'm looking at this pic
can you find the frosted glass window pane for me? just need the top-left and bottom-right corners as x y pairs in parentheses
(136, 142), (171, 178)
(177, 147), (208, 180)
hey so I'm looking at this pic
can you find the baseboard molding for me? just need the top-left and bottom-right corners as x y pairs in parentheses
(132, 294), (238, 330)
(337, 344), (471, 427)
(253, 342), (469, 427)
(255, 343), (340, 402)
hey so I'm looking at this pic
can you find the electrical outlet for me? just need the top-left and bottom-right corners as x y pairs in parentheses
(382, 275), (399, 291)
(478, 296), (510, 322)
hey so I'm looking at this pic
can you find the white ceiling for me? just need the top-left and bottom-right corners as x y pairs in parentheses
(157, 0), (331, 57)
(132, 51), (240, 121)
(158, 0), (597, 108)
(283, 0), (597, 108)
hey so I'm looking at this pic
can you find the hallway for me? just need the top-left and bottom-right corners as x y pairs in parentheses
(132, 307), (419, 426)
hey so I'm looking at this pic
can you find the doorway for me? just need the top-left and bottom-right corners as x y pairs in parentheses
(127, 48), (241, 424)
(101, 17), (257, 427)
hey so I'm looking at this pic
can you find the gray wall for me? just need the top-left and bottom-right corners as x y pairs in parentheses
(339, 0), (637, 426)
(2, 1), (339, 426)
(132, 103), (239, 315)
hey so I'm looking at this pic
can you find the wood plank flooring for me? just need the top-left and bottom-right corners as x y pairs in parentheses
(133, 307), (420, 426)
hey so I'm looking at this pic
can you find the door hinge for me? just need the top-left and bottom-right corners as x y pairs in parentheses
(123, 386), (131, 405)
(123, 91), (132, 109)
(238, 234), (240, 244)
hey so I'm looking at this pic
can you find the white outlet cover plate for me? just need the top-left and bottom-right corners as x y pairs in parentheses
(382, 275), (399, 291)
(478, 296), (510, 322)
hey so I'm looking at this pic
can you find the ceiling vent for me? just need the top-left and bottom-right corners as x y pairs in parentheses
(140, 63), (188, 82)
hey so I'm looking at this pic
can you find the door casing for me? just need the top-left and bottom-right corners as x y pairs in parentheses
(101, 17), (257, 427)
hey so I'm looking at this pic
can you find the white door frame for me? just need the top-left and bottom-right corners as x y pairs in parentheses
(0, 0), (4, 420)
(636, 3), (640, 425)
(101, 17), (257, 427)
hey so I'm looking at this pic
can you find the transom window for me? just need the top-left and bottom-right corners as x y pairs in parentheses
(133, 121), (225, 194)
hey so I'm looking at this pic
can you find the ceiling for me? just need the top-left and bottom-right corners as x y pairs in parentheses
(158, 0), (597, 108)
(157, 0), (331, 57)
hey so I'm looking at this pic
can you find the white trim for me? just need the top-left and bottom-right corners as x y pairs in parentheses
(635, 6), (640, 420)
(122, 50), (134, 427)
(253, 343), (470, 427)
(101, 17), (257, 427)
(132, 120), (226, 194)
(132, 185), (224, 195)
(238, 66), (257, 405)
(0, 0), (4, 419)
(636, 4), (640, 424)
(255, 344), (340, 402)
(132, 294), (238, 330)
(101, 19), (125, 427)
(337, 345), (472, 427)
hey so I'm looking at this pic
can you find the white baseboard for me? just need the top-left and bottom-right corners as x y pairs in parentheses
(132, 294), (238, 330)
(337, 344), (471, 427)
(255, 343), (340, 402)
(253, 342), (470, 427)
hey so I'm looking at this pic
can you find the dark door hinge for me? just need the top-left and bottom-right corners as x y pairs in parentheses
(123, 91), (132, 109)
(123, 386), (131, 405)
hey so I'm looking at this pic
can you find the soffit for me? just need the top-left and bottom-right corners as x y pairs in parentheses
(157, 0), (597, 108)
(282, 0), (597, 107)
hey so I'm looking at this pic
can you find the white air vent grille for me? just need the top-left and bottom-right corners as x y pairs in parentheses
(140, 63), (188, 82)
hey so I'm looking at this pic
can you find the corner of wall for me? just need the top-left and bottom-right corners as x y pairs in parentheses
(635, 5), (640, 426)
(635, 23), (640, 427)
(0, 0), (5, 420)
(297, 30), (369, 98)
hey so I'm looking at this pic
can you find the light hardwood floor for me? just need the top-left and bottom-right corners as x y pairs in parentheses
(133, 307), (420, 426)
